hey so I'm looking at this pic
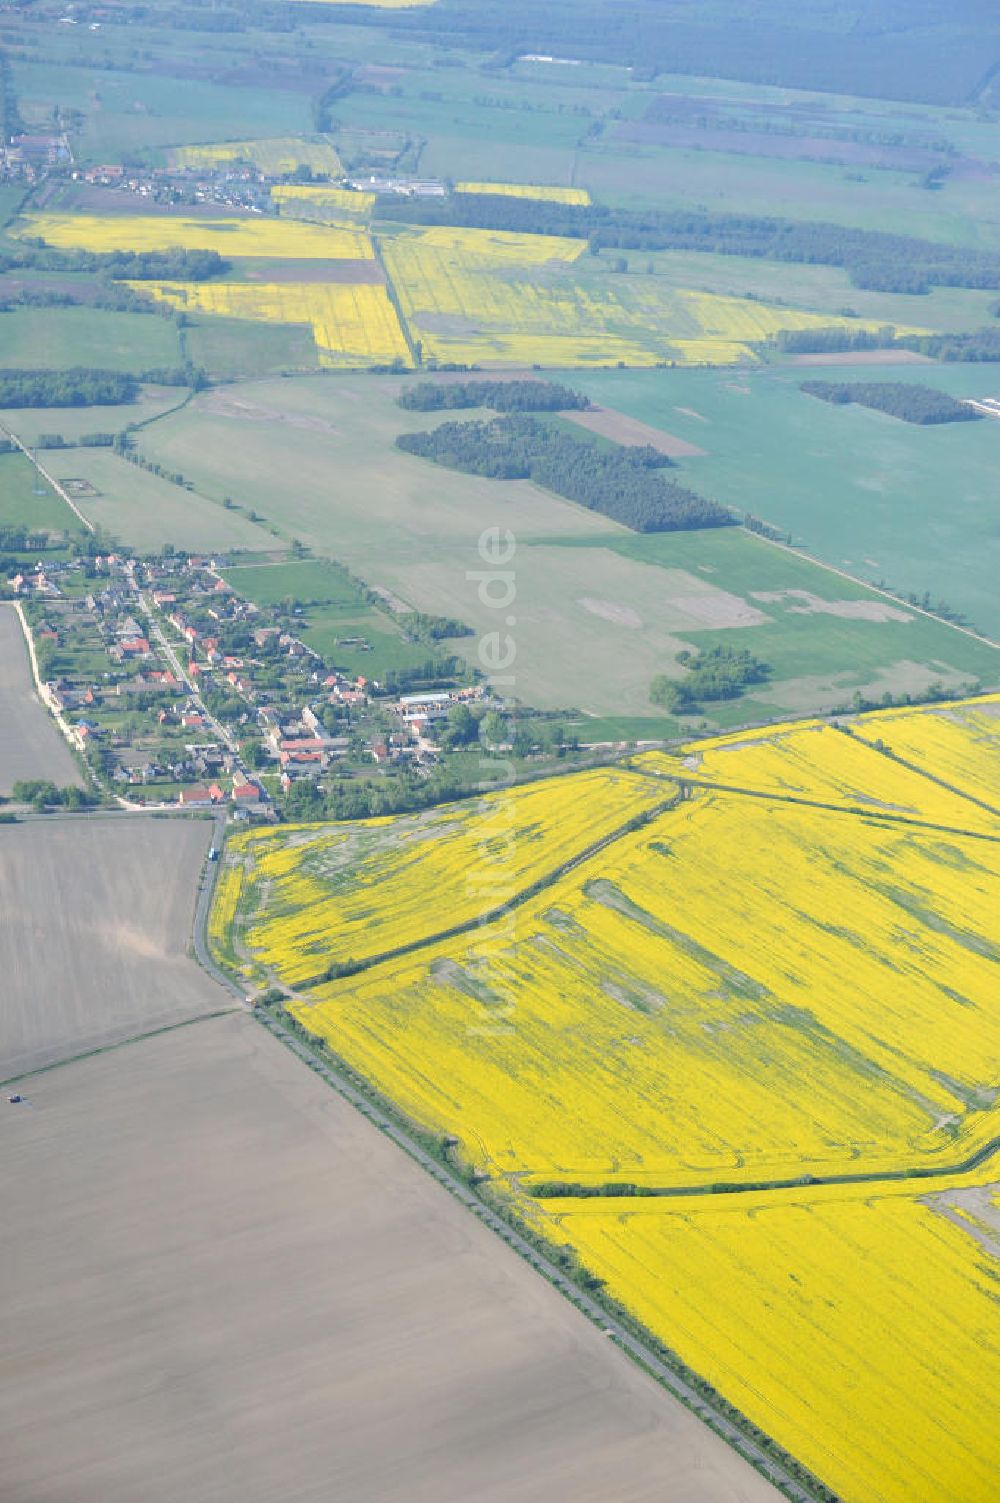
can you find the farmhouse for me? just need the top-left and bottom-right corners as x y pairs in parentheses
(177, 786), (218, 807)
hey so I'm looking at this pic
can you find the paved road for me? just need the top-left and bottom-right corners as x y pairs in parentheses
(191, 812), (251, 1004)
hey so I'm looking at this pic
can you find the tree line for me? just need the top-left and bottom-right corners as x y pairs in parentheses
(800, 381), (980, 425)
(651, 646), (771, 714)
(398, 379), (590, 412)
(774, 324), (1000, 362)
(380, 192), (1000, 295)
(0, 246), (227, 282)
(396, 415), (733, 533)
(0, 368), (139, 408)
(304, 0), (995, 108)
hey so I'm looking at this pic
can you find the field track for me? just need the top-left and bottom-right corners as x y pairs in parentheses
(0, 814), (224, 1078)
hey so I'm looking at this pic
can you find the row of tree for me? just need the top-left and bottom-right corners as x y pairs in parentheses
(774, 324), (1000, 363)
(396, 415), (733, 533)
(0, 246), (227, 282)
(9, 781), (97, 812)
(398, 379), (590, 412)
(0, 368), (139, 408)
(381, 192), (1000, 294)
(800, 381), (980, 424)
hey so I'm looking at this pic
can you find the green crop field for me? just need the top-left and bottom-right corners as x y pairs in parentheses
(46, 450), (278, 555)
(131, 375), (998, 722)
(607, 248), (998, 336)
(572, 364), (1000, 643)
(0, 452), (82, 536)
(0, 308), (181, 374)
(0, 386), (188, 448)
(13, 61), (309, 160)
(184, 317), (321, 382)
(222, 558), (444, 680)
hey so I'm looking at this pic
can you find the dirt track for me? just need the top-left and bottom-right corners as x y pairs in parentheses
(0, 1012), (780, 1503)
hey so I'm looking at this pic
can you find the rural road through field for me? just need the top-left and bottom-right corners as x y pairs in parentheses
(187, 828), (818, 1498)
(256, 1009), (822, 1501)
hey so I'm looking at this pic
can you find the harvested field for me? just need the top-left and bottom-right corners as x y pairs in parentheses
(0, 605), (79, 796)
(0, 1011), (780, 1503)
(785, 350), (937, 366)
(561, 406), (707, 456)
(0, 815), (223, 1079)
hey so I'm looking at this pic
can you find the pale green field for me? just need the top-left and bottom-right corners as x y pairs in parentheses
(132, 375), (997, 719)
(0, 386), (186, 447)
(573, 363), (1000, 643)
(54, 449), (278, 554)
(0, 308), (180, 373)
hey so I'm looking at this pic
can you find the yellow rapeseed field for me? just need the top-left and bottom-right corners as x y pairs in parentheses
(455, 182), (591, 205)
(381, 227), (904, 366)
(133, 280), (410, 366)
(634, 716), (1000, 833)
(271, 185), (376, 222)
(17, 213), (372, 260)
(851, 693), (1000, 810)
(288, 791), (1000, 1183)
(170, 136), (343, 176)
(214, 695), (1000, 1503)
(548, 1177), (1000, 1503)
(225, 767), (667, 984)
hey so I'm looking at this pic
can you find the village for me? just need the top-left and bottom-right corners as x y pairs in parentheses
(3, 547), (489, 816)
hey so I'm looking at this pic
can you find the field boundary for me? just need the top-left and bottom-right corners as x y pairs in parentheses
(293, 790), (680, 988)
(0, 1006), (240, 1090)
(0, 422), (95, 534)
(527, 1133), (1000, 1201)
(748, 528), (1000, 652)
(251, 1003), (837, 1503)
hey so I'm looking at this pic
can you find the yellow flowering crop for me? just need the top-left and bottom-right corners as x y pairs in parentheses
(549, 1180), (1000, 1503)
(271, 185), (376, 222)
(380, 227), (906, 366)
(635, 717), (1000, 834)
(227, 767), (667, 984)
(290, 793), (1000, 1183)
(133, 281), (410, 366)
(169, 136), (343, 176)
(17, 213), (372, 260)
(213, 695), (1000, 1503)
(455, 182), (591, 205)
(851, 694), (1000, 810)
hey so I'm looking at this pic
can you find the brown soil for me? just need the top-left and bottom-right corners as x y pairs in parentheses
(785, 350), (937, 367)
(561, 407), (707, 456)
(243, 259), (385, 284)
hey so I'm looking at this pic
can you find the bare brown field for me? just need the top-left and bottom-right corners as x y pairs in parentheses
(0, 605), (80, 795)
(243, 258), (385, 283)
(785, 349), (936, 366)
(0, 815), (224, 1079)
(0, 1011), (780, 1503)
(562, 405), (708, 456)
